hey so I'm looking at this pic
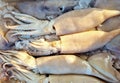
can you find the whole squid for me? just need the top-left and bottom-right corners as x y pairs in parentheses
(0, 50), (119, 83)
(14, 29), (120, 56)
(15, 0), (79, 20)
(4, 8), (120, 39)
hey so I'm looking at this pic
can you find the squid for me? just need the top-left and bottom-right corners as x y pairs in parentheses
(15, 0), (79, 20)
(94, 0), (120, 10)
(105, 35), (120, 69)
(0, 50), (45, 83)
(0, 73), (106, 83)
(1, 1), (120, 83)
(88, 52), (120, 83)
(4, 8), (120, 40)
(0, 50), (119, 83)
(47, 75), (105, 83)
(14, 28), (120, 56)
(0, 0), (19, 46)
(97, 15), (120, 32)
(106, 35), (120, 55)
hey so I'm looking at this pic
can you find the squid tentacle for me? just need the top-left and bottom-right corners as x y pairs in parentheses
(4, 13), (25, 25)
(11, 12), (39, 23)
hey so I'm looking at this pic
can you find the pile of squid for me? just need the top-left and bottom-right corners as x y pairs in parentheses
(0, 0), (120, 83)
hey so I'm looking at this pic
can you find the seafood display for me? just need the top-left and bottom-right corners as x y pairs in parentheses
(0, 0), (120, 83)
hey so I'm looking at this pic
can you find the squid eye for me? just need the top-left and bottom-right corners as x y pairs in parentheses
(58, 6), (65, 12)
(7, 71), (13, 77)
